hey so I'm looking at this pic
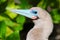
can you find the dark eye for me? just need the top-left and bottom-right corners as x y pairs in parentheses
(33, 11), (37, 14)
(32, 10), (37, 14)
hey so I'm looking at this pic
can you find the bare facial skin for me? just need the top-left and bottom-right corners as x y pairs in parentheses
(32, 16), (38, 19)
(26, 7), (53, 40)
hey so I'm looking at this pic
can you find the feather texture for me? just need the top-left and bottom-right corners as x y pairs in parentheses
(26, 7), (53, 40)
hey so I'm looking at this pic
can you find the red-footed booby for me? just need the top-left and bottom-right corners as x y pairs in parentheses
(26, 7), (53, 40)
(10, 7), (53, 40)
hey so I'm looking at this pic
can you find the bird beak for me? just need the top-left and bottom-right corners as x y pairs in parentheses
(10, 9), (38, 19)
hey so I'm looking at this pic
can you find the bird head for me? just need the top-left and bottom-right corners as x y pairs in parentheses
(10, 7), (49, 23)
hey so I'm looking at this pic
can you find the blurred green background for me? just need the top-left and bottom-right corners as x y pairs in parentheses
(0, 0), (60, 40)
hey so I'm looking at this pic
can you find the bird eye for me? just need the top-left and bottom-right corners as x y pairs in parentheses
(31, 10), (37, 14)
(34, 11), (37, 14)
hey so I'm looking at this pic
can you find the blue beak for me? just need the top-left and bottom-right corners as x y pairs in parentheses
(10, 9), (38, 19)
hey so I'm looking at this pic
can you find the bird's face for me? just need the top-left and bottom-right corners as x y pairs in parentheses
(30, 7), (47, 19)
(10, 7), (46, 20)
(30, 7), (42, 19)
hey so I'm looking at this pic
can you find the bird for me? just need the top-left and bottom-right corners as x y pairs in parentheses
(10, 7), (53, 40)
(26, 7), (53, 40)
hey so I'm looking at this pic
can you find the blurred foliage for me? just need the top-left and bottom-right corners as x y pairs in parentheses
(0, 0), (60, 40)
(0, 0), (6, 4)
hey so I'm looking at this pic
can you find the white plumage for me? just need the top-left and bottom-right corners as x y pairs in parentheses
(26, 7), (53, 40)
